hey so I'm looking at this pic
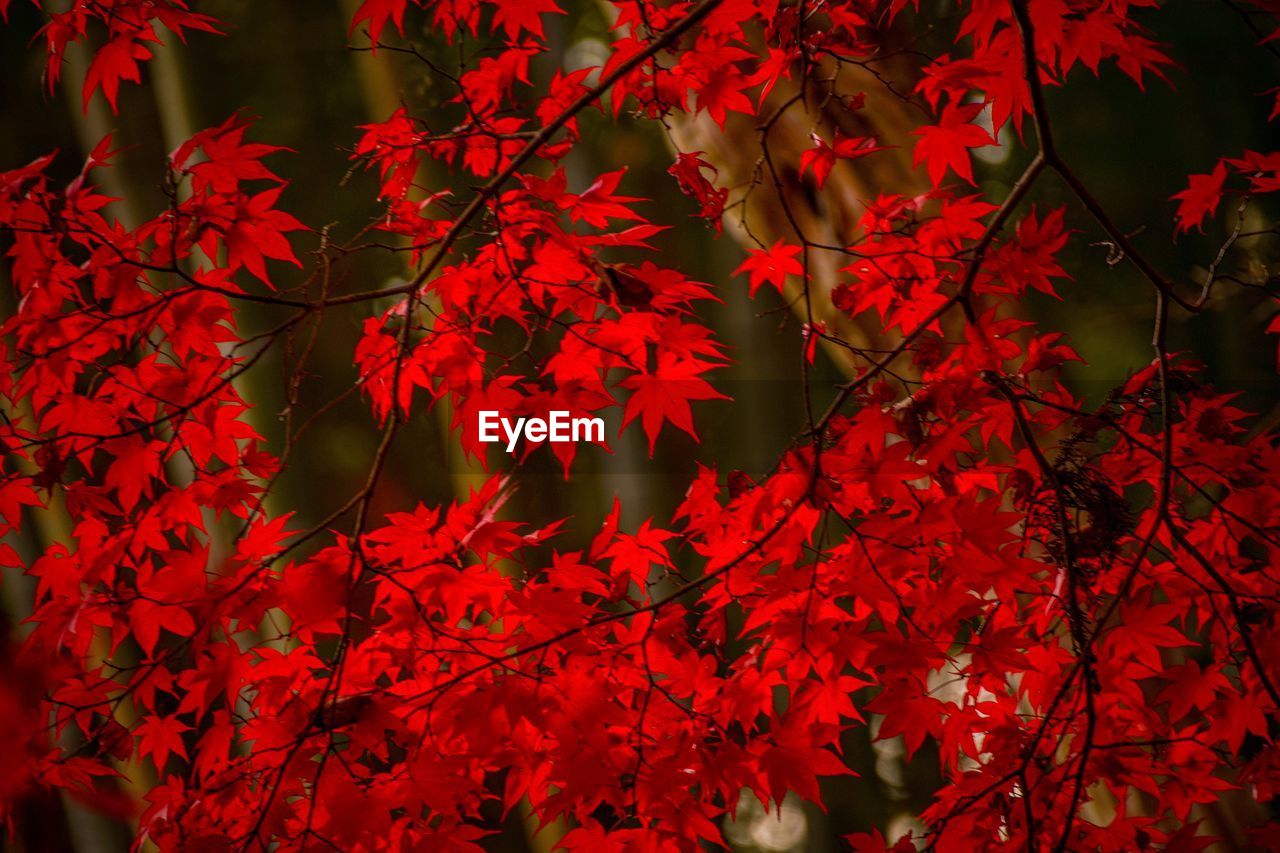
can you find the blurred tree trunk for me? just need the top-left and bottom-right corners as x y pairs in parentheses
(42, 11), (152, 849)
(662, 34), (934, 848)
(667, 49), (930, 375)
(338, 5), (560, 849)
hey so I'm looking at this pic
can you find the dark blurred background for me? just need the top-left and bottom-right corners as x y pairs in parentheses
(0, 1), (1277, 850)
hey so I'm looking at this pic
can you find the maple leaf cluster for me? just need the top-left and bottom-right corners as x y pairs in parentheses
(1, 0), (1280, 850)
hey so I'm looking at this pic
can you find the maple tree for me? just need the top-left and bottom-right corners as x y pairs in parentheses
(0, 0), (1279, 850)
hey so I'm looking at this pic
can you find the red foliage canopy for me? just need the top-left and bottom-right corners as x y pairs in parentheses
(1, 0), (1279, 849)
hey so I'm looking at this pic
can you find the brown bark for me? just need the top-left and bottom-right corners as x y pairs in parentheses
(667, 48), (930, 376)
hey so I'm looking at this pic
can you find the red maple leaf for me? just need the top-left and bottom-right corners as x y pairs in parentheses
(349, 0), (409, 44)
(734, 238), (803, 296)
(135, 716), (191, 771)
(83, 34), (155, 112)
(1172, 161), (1229, 234)
(799, 131), (889, 189)
(911, 102), (997, 186)
(490, 0), (563, 39)
(621, 353), (726, 453)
